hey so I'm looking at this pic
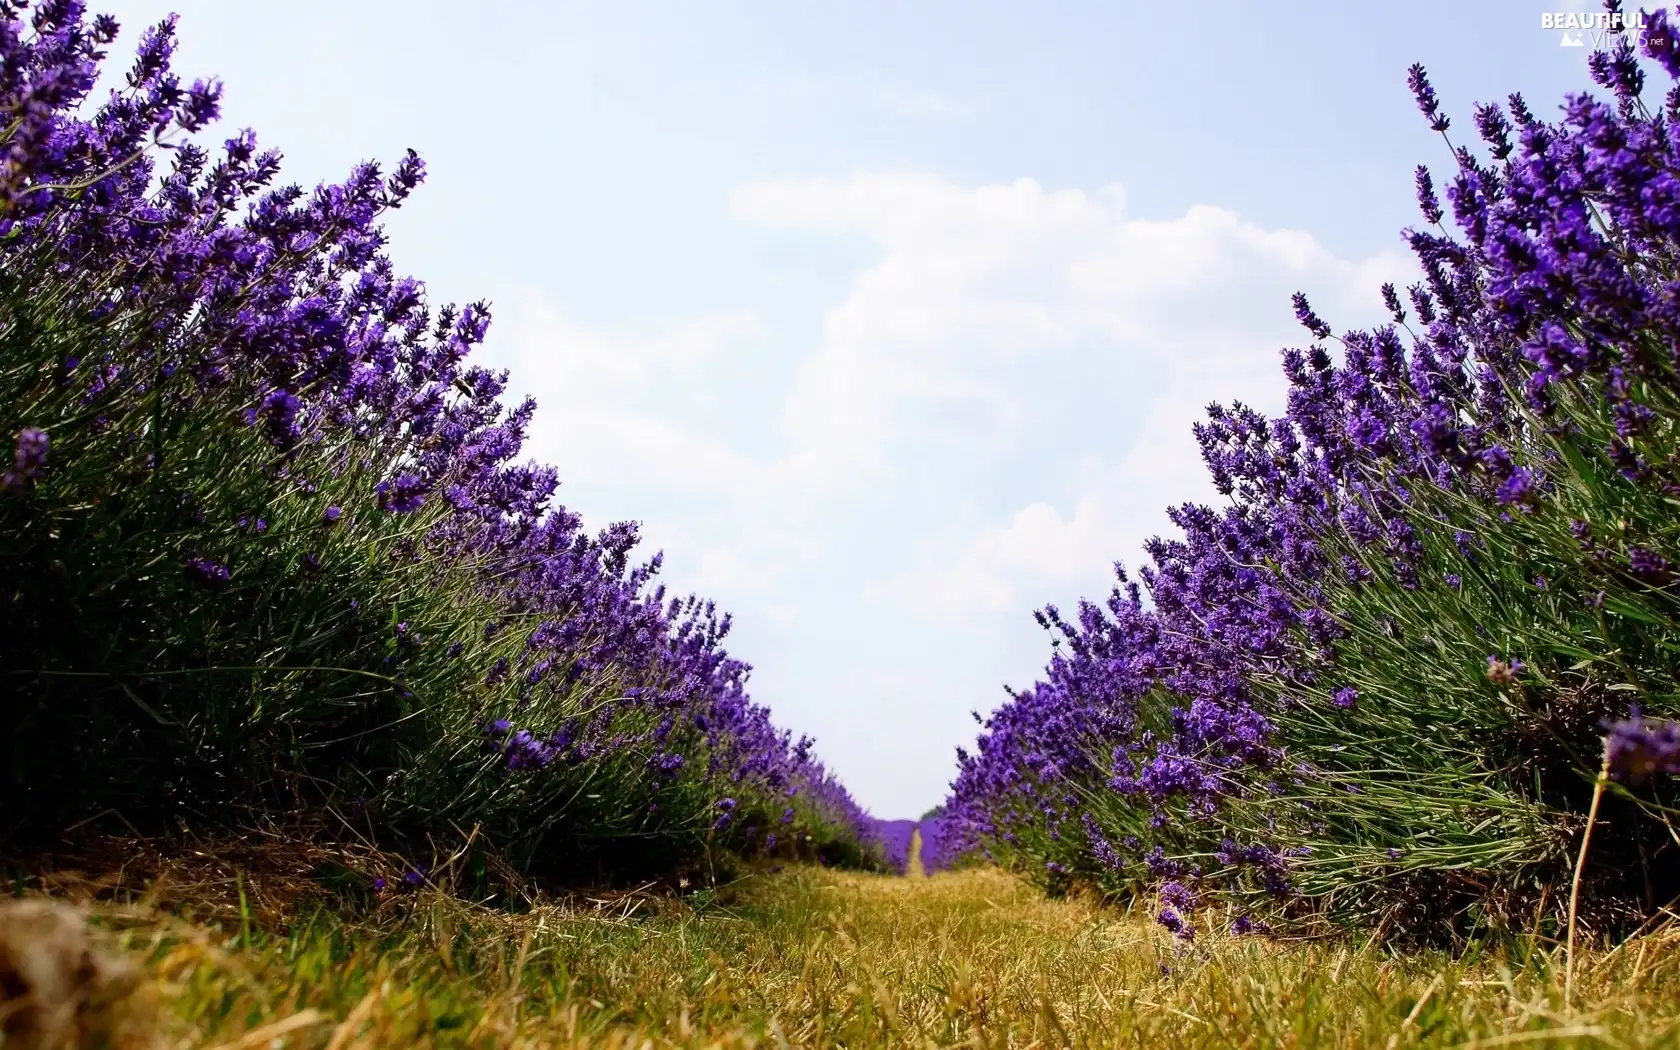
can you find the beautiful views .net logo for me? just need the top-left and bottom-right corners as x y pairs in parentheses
(1540, 9), (1660, 48)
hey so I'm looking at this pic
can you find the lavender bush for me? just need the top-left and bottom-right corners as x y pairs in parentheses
(947, 5), (1680, 941)
(0, 2), (875, 882)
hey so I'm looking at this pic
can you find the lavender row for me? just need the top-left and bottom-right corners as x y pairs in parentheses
(0, 2), (877, 882)
(945, 6), (1680, 942)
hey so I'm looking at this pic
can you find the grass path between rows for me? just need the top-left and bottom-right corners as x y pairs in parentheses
(15, 858), (1680, 1049)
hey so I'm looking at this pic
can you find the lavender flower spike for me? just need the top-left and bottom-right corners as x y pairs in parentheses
(2, 426), (47, 492)
(1605, 711), (1680, 783)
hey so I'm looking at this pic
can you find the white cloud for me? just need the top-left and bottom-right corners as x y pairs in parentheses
(880, 410), (1215, 623)
(732, 176), (1403, 474)
(879, 497), (1114, 617)
(500, 174), (1412, 612)
(726, 174), (1413, 623)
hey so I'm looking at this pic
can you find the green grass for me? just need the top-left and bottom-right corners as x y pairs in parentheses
(24, 859), (1680, 1048)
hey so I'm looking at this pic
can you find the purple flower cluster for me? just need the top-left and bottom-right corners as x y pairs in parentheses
(3, 427), (47, 493)
(1605, 710), (1680, 782)
(184, 555), (230, 586)
(375, 473), (427, 514)
(943, 19), (1680, 933)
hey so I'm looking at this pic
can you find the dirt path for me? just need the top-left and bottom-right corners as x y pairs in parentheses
(907, 826), (927, 878)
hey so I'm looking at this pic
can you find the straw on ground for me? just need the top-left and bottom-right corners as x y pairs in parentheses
(17, 865), (1680, 1048)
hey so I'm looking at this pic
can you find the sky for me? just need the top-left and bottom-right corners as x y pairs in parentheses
(91, 0), (1615, 817)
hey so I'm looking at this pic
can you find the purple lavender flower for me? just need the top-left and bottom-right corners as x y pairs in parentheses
(1381, 282), (1406, 323)
(1495, 467), (1537, 508)
(1414, 165), (1443, 225)
(1156, 906), (1193, 941)
(258, 389), (302, 446)
(1345, 409), (1386, 451)
(1160, 880), (1197, 912)
(1473, 102), (1514, 160)
(1230, 914), (1268, 935)
(1628, 547), (1675, 585)
(185, 556), (230, 586)
(938, 27), (1680, 942)
(1082, 813), (1125, 871)
(375, 473), (428, 514)
(493, 726), (557, 771)
(1605, 711), (1680, 783)
(178, 77), (223, 132)
(1407, 63), (1450, 132)
(1485, 656), (1524, 687)
(1292, 292), (1333, 341)
(2, 427), (48, 493)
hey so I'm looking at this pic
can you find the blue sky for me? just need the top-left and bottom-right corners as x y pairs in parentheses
(96, 0), (1611, 816)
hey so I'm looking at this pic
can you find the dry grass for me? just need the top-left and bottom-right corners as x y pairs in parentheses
(6, 859), (1680, 1048)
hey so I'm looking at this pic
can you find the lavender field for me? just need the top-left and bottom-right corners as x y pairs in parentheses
(866, 813), (954, 875)
(8, 1), (1680, 1045)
